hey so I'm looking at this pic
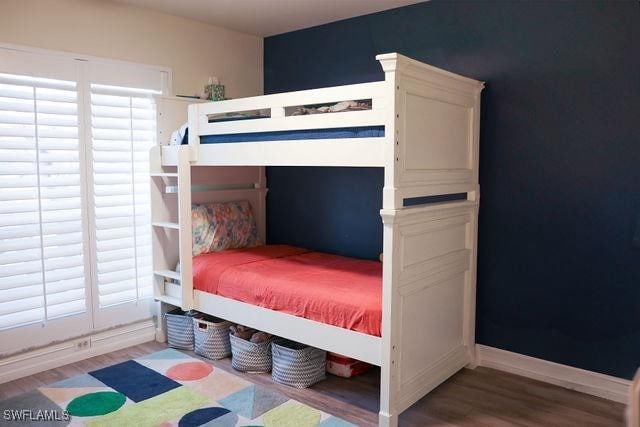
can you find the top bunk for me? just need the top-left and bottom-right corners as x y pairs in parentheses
(177, 79), (389, 167)
(160, 53), (483, 163)
(156, 53), (484, 204)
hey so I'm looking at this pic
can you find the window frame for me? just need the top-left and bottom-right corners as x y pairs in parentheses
(0, 43), (171, 354)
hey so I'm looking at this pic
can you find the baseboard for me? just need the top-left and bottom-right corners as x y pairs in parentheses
(476, 344), (631, 403)
(0, 319), (156, 385)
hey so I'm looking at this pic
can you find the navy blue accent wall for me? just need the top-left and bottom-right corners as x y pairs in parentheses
(267, 167), (383, 259)
(264, 0), (640, 378)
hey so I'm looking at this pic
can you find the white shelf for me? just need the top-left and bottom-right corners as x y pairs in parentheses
(152, 221), (180, 230)
(155, 294), (181, 306)
(151, 172), (178, 178)
(154, 269), (180, 281)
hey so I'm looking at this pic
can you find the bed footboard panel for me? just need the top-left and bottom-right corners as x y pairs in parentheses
(380, 201), (477, 422)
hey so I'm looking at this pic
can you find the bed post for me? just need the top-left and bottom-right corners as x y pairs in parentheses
(379, 212), (401, 427)
(177, 146), (193, 310)
(256, 166), (267, 244)
(377, 54), (402, 427)
(183, 102), (197, 309)
(187, 103), (200, 162)
(465, 88), (482, 366)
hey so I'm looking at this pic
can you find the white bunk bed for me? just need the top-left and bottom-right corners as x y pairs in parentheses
(150, 53), (484, 426)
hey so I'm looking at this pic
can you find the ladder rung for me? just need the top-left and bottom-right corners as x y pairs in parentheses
(151, 172), (178, 177)
(152, 221), (180, 229)
(155, 294), (181, 306)
(154, 269), (180, 280)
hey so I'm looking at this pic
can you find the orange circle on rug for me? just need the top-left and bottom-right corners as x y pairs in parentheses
(166, 361), (213, 381)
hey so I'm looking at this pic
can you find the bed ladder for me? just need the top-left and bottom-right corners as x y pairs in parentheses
(150, 145), (193, 312)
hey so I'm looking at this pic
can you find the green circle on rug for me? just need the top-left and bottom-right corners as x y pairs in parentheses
(66, 391), (126, 416)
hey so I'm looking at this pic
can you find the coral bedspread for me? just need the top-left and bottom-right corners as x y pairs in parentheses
(192, 245), (382, 336)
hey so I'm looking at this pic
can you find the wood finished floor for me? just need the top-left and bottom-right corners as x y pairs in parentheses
(0, 341), (625, 426)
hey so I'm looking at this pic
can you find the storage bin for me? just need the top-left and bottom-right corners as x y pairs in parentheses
(230, 333), (272, 373)
(165, 309), (199, 350)
(193, 316), (232, 360)
(271, 339), (326, 388)
(326, 352), (371, 378)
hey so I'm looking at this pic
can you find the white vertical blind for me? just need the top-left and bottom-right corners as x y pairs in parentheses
(0, 73), (86, 329)
(90, 86), (156, 308)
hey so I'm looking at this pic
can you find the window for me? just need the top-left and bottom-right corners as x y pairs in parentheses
(0, 46), (168, 354)
(0, 73), (85, 330)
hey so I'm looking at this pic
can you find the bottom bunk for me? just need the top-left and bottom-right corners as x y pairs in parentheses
(150, 157), (478, 426)
(193, 290), (382, 366)
(188, 244), (384, 365)
(192, 244), (382, 337)
(153, 195), (477, 426)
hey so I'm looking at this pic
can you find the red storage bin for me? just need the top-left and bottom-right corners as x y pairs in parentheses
(326, 352), (371, 378)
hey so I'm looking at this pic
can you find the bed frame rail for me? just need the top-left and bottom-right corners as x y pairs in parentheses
(188, 81), (389, 162)
(194, 291), (382, 365)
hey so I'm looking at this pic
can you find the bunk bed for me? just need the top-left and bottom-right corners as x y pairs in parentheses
(150, 53), (484, 427)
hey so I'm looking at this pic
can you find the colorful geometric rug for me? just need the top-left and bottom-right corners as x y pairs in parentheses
(0, 348), (354, 426)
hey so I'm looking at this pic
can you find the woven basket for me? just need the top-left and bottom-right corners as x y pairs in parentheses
(230, 333), (272, 373)
(272, 339), (326, 388)
(193, 316), (232, 360)
(165, 309), (198, 350)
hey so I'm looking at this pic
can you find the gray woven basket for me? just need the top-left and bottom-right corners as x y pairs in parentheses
(230, 333), (272, 373)
(193, 317), (232, 360)
(165, 309), (197, 350)
(271, 339), (326, 388)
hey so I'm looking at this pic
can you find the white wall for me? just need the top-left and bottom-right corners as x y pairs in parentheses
(0, 0), (263, 97)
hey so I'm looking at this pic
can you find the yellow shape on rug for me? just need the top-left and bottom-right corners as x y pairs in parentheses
(87, 386), (209, 427)
(263, 402), (322, 427)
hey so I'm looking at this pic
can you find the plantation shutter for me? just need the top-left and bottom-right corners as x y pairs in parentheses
(90, 85), (156, 307)
(0, 47), (166, 352)
(0, 72), (86, 329)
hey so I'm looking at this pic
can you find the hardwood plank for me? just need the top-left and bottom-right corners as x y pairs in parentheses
(0, 342), (625, 427)
(0, 381), (23, 400)
(452, 367), (625, 424)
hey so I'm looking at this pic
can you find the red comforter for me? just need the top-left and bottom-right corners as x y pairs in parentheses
(192, 245), (382, 336)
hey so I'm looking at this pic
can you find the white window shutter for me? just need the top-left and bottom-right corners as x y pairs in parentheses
(90, 86), (156, 307)
(0, 48), (164, 346)
(0, 73), (86, 329)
